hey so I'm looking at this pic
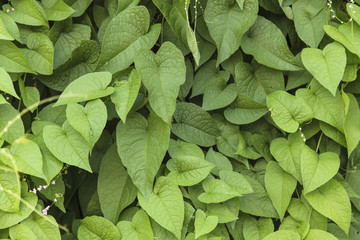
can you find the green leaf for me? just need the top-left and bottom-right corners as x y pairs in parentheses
(348, 2), (360, 25)
(301, 42), (346, 96)
(111, 69), (141, 123)
(98, 145), (137, 223)
(0, 17), (13, 40)
(153, 0), (200, 64)
(22, 213), (61, 240)
(194, 209), (218, 239)
(43, 121), (91, 172)
(236, 131), (262, 160)
(279, 216), (310, 239)
(18, 78), (40, 113)
(241, 16), (303, 71)
(0, 182), (37, 229)
(9, 224), (38, 240)
(53, 72), (114, 106)
(304, 229), (338, 240)
(267, 90), (313, 133)
(116, 112), (170, 199)
(219, 170), (253, 195)
(0, 67), (19, 99)
(270, 133), (304, 183)
(342, 92), (360, 157)
(243, 216), (274, 240)
(198, 179), (241, 203)
(138, 177), (184, 240)
(20, 33), (54, 75)
(204, 0), (258, 65)
(77, 216), (121, 240)
(305, 179), (351, 234)
(296, 80), (345, 132)
(134, 41), (185, 124)
(8, 0), (48, 27)
(206, 203), (238, 224)
(41, 0), (75, 21)
(66, 0), (92, 17)
(0, 104), (24, 144)
(301, 145), (340, 194)
(263, 230), (301, 240)
(202, 78), (238, 111)
(117, 209), (154, 240)
(0, 11), (21, 42)
(0, 163), (20, 212)
(205, 148), (233, 176)
(166, 141), (215, 186)
(0, 137), (44, 179)
(96, 6), (161, 74)
(172, 102), (220, 147)
(265, 161), (297, 221)
(292, 0), (327, 48)
(0, 40), (34, 73)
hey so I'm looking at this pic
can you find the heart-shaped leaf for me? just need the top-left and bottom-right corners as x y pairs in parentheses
(202, 78), (238, 110)
(78, 216), (121, 240)
(117, 209), (154, 240)
(301, 145), (340, 194)
(198, 179), (241, 203)
(194, 209), (218, 239)
(301, 42), (346, 96)
(243, 216), (274, 240)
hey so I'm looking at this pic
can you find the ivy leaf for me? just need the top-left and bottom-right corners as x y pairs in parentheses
(117, 209), (154, 240)
(22, 212), (61, 240)
(263, 230), (301, 240)
(134, 41), (185, 124)
(41, 0), (75, 21)
(0, 67), (19, 99)
(342, 92), (360, 157)
(267, 90), (313, 133)
(116, 112), (170, 199)
(96, 6), (161, 74)
(111, 69), (141, 123)
(43, 121), (91, 172)
(0, 163), (20, 213)
(77, 216), (121, 240)
(301, 145), (340, 194)
(98, 145), (137, 223)
(265, 161), (297, 221)
(194, 209), (218, 239)
(198, 179), (241, 203)
(301, 42), (346, 96)
(8, 0), (48, 27)
(241, 16), (303, 71)
(138, 177), (184, 240)
(304, 229), (338, 240)
(202, 78), (238, 111)
(304, 179), (351, 234)
(204, 0), (258, 65)
(243, 216), (274, 240)
(172, 102), (220, 147)
(0, 40), (34, 73)
(53, 72), (114, 106)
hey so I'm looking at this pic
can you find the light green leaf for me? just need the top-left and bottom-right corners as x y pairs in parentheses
(172, 102), (220, 147)
(153, 0), (200, 64)
(0, 40), (34, 73)
(205, 148), (233, 176)
(194, 209), (218, 239)
(279, 216), (310, 239)
(116, 112), (170, 199)
(348, 2), (360, 25)
(0, 11), (21, 42)
(66, 0), (92, 17)
(168, 139), (204, 159)
(0, 163), (20, 213)
(77, 216), (121, 240)
(43, 121), (91, 172)
(9, 224), (38, 240)
(219, 169), (253, 197)
(202, 78), (238, 111)
(206, 203), (238, 224)
(96, 6), (161, 74)
(98, 145), (137, 223)
(204, 0), (258, 65)
(241, 16), (303, 71)
(301, 42), (346, 96)
(267, 90), (313, 133)
(342, 92), (360, 157)
(292, 0), (327, 48)
(236, 131), (262, 159)
(243, 216), (274, 240)
(265, 161), (297, 221)
(22, 213), (61, 240)
(41, 0), (75, 21)
(305, 179), (351, 234)
(301, 145), (340, 194)
(0, 137), (44, 179)
(270, 133), (304, 183)
(0, 17), (12, 40)
(8, 0), (48, 27)
(0, 104), (24, 144)
(18, 78), (40, 113)
(54, 72), (114, 106)
(111, 69), (141, 123)
(0, 67), (19, 99)
(66, 103), (90, 143)
(20, 33), (54, 75)
(138, 177), (184, 240)
(263, 230), (301, 240)
(304, 229), (338, 240)
(198, 179), (241, 203)
(296, 80), (345, 132)
(134, 41), (185, 124)
(117, 209), (154, 240)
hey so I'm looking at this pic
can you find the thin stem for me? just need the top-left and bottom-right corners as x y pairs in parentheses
(315, 132), (323, 153)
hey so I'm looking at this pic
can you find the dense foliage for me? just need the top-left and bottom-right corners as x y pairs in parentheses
(0, 0), (359, 239)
